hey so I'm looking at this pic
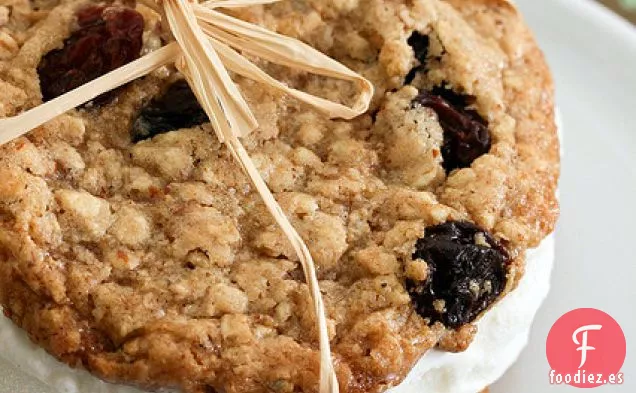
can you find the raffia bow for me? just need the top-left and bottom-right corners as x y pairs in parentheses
(0, 0), (374, 392)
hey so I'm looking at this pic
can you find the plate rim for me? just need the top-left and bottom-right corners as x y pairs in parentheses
(551, 0), (636, 43)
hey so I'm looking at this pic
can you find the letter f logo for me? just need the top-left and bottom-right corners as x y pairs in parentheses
(572, 325), (603, 368)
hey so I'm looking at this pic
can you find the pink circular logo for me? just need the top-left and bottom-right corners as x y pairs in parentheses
(546, 308), (626, 388)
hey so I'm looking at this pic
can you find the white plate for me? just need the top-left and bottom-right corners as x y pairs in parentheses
(1, 0), (635, 392)
(494, 0), (636, 392)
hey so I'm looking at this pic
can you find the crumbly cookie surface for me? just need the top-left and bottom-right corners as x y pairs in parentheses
(0, 0), (559, 392)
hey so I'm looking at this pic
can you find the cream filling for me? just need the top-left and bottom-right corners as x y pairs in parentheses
(0, 235), (555, 393)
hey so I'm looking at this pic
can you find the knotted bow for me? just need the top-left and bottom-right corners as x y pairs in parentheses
(0, 1), (375, 392)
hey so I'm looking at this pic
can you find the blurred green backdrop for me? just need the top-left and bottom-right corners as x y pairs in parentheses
(600, 0), (636, 23)
(619, 0), (636, 8)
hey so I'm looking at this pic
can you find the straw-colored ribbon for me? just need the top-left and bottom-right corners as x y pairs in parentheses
(0, 1), (374, 392)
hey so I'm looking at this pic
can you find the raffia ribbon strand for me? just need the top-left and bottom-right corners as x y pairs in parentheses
(193, 4), (374, 119)
(0, 43), (180, 145)
(201, 0), (280, 8)
(0, 1), (375, 392)
(162, 0), (258, 141)
(163, 1), (340, 390)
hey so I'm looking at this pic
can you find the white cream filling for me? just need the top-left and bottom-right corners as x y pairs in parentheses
(0, 235), (555, 393)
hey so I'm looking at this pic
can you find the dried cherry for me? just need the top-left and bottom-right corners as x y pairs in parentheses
(408, 31), (430, 64)
(405, 31), (430, 84)
(131, 80), (209, 142)
(413, 87), (491, 172)
(37, 6), (144, 103)
(406, 221), (509, 328)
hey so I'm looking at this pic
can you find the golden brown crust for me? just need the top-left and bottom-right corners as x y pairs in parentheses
(438, 0), (559, 249)
(0, 0), (558, 392)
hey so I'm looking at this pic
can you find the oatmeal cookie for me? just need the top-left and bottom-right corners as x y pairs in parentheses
(0, 0), (559, 392)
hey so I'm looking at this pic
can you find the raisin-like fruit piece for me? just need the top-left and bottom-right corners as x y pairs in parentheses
(413, 87), (491, 172)
(131, 80), (209, 142)
(405, 31), (430, 84)
(37, 6), (144, 103)
(408, 31), (430, 64)
(406, 221), (509, 328)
